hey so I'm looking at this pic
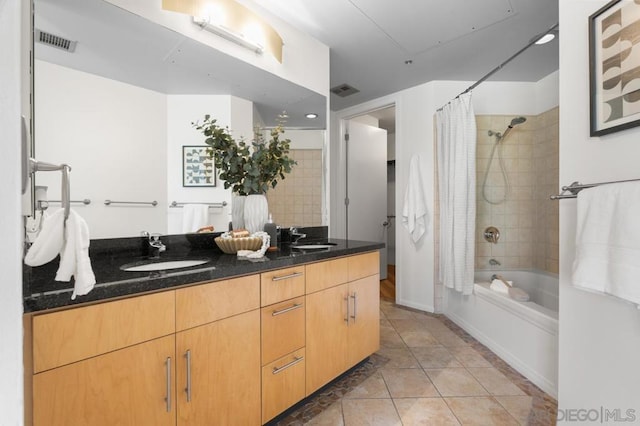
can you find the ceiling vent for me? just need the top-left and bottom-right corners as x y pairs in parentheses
(35, 29), (77, 53)
(331, 84), (360, 97)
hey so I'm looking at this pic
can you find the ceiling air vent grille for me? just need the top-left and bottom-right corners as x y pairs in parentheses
(35, 29), (77, 53)
(331, 84), (360, 97)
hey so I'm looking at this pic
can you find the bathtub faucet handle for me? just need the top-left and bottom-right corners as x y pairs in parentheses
(489, 258), (501, 266)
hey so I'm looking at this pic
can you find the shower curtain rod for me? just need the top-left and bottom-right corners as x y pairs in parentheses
(437, 22), (559, 112)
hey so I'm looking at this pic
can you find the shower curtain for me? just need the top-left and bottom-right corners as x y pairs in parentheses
(436, 92), (476, 295)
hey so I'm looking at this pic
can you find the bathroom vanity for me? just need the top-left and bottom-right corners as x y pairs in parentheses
(23, 237), (382, 425)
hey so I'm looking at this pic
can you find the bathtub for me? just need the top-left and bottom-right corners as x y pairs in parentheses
(445, 269), (558, 398)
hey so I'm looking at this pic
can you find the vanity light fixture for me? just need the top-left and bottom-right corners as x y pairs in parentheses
(193, 16), (264, 54)
(305, 113), (318, 119)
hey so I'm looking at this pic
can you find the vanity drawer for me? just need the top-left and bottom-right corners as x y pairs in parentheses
(261, 297), (305, 365)
(176, 274), (260, 331)
(261, 267), (305, 306)
(348, 251), (380, 281)
(305, 257), (349, 294)
(32, 291), (175, 373)
(262, 348), (306, 424)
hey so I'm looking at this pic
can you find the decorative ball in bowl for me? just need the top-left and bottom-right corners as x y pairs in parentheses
(214, 236), (263, 254)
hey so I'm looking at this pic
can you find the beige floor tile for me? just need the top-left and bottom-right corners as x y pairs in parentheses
(381, 368), (439, 398)
(375, 346), (421, 368)
(399, 330), (440, 347)
(425, 368), (489, 397)
(467, 368), (526, 396)
(388, 318), (426, 333)
(380, 306), (416, 320)
(342, 399), (402, 426)
(305, 401), (345, 426)
(431, 330), (469, 347)
(394, 398), (461, 425)
(343, 372), (390, 399)
(444, 397), (519, 425)
(448, 346), (492, 367)
(410, 346), (462, 369)
(380, 318), (392, 328)
(380, 325), (405, 348)
(494, 395), (534, 425)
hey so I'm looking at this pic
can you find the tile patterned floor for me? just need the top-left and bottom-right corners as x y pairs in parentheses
(271, 300), (557, 425)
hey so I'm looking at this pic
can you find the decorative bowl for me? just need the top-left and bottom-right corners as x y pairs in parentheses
(214, 236), (263, 254)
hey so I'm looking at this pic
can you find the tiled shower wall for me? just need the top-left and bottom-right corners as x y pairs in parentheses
(266, 149), (323, 227)
(475, 108), (559, 274)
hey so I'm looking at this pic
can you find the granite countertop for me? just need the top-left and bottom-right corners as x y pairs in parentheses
(23, 232), (384, 313)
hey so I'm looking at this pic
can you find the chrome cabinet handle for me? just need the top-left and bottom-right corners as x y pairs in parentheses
(185, 350), (192, 402)
(165, 357), (172, 413)
(272, 356), (304, 375)
(272, 272), (303, 281)
(272, 303), (303, 316)
(345, 295), (350, 326)
(350, 292), (358, 323)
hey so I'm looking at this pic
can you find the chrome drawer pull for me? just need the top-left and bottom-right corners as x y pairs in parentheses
(272, 356), (304, 375)
(165, 357), (172, 412)
(345, 295), (350, 326)
(271, 272), (303, 281)
(185, 350), (192, 402)
(272, 303), (303, 316)
(350, 292), (358, 323)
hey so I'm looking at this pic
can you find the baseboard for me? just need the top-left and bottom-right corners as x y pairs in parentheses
(396, 298), (434, 313)
(446, 311), (558, 399)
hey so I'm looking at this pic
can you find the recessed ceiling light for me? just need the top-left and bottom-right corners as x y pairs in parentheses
(535, 33), (555, 45)
(305, 113), (318, 119)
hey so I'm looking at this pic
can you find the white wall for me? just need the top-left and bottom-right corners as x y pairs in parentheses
(166, 95), (253, 234)
(286, 129), (325, 150)
(333, 72), (559, 313)
(558, 1), (640, 421)
(35, 61), (168, 239)
(0, 0), (25, 422)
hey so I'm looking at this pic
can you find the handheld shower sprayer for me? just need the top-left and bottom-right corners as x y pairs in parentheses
(499, 116), (526, 141)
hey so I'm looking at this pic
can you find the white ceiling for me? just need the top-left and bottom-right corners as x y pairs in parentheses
(250, 0), (559, 110)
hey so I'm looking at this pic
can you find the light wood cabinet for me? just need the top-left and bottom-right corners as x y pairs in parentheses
(261, 296), (305, 365)
(305, 252), (380, 395)
(33, 335), (175, 426)
(262, 348), (306, 423)
(260, 266), (305, 306)
(176, 310), (261, 426)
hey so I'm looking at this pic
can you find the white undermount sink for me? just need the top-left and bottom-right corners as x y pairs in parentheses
(121, 259), (210, 272)
(292, 244), (337, 249)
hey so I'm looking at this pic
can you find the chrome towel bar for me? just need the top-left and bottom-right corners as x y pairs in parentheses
(169, 201), (228, 208)
(551, 178), (640, 200)
(104, 200), (158, 206)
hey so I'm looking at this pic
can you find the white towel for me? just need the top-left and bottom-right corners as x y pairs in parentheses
(55, 210), (96, 300)
(182, 204), (210, 233)
(24, 209), (65, 266)
(490, 279), (512, 294)
(402, 154), (429, 243)
(572, 181), (640, 305)
(237, 232), (270, 259)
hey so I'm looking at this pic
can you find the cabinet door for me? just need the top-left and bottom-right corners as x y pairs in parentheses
(262, 348), (306, 423)
(33, 335), (175, 426)
(348, 275), (381, 366)
(176, 310), (261, 426)
(305, 284), (349, 395)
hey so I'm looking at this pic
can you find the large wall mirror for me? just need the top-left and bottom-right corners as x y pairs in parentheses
(32, 0), (326, 239)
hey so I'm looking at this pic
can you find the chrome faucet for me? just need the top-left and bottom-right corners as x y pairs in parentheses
(489, 258), (501, 266)
(289, 227), (307, 244)
(147, 233), (166, 258)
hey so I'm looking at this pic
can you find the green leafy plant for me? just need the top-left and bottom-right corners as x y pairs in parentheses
(192, 115), (296, 195)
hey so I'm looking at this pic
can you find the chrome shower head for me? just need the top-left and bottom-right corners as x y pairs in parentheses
(509, 116), (526, 127)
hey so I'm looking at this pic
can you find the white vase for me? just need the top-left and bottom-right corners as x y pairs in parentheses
(243, 194), (269, 234)
(231, 194), (246, 230)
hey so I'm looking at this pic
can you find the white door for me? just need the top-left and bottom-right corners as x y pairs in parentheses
(346, 120), (388, 278)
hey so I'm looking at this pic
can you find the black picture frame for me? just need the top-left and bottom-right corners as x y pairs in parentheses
(590, 0), (640, 136)
(182, 145), (216, 187)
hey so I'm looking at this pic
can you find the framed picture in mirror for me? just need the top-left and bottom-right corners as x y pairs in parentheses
(182, 146), (216, 187)
(589, 0), (640, 136)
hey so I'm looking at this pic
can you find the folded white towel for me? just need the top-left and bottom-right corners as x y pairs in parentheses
(572, 181), (640, 305)
(24, 209), (65, 266)
(402, 154), (429, 243)
(55, 210), (96, 300)
(490, 279), (512, 294)
(182, 204), (210, 233)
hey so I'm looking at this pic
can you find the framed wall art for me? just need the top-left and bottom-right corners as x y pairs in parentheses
(590, 0), (640, 136)
(182, 146), (216, 187)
